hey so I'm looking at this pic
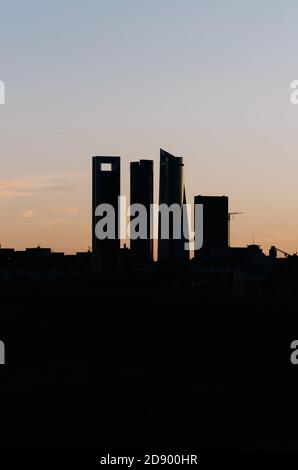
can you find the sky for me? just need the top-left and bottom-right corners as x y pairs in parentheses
(1, 0), (298, 254)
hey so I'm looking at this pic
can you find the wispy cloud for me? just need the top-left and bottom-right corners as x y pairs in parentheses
(0, 171), (89, 199)
(39, 218), (67, 227)
(19, 209), (35, 218)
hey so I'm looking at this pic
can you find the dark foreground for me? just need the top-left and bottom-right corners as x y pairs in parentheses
(0, 274), (298, 452)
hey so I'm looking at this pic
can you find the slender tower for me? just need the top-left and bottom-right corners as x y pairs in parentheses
(130, 159), (154, 262)
(158, 149), (189, 261)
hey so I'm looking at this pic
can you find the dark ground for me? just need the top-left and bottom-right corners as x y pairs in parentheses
(0, 274), (298, 451)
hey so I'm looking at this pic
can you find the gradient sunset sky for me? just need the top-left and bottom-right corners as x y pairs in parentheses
(1, 0), (298, 254)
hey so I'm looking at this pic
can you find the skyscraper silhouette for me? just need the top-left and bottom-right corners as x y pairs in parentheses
(158, 149), (189, 261)
(92, 156), (121, 271)
(194, 195), (228, 263)
(130, 159), (154, 262)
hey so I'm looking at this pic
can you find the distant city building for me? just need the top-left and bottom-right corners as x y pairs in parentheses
(130, 159), (154, 262)
(194, 195), (228, 263)
(158, 149), (189, 262)
(227, 244), (267, 270)
(25, 247), (52, 256)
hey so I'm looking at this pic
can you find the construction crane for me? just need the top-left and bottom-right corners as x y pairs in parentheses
(228, 212), (243, 247)
(269, 246), (297, 258)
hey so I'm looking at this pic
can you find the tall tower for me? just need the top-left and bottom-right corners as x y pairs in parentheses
(194, 195), (228, 263)
(158, 149), (189, 261)
(92, 157), (121, 263)
(130, 159), (154, 262)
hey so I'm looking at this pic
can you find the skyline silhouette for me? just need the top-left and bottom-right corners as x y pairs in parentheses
(1, 147), (297, 282)
(1, 147), (297, 262)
